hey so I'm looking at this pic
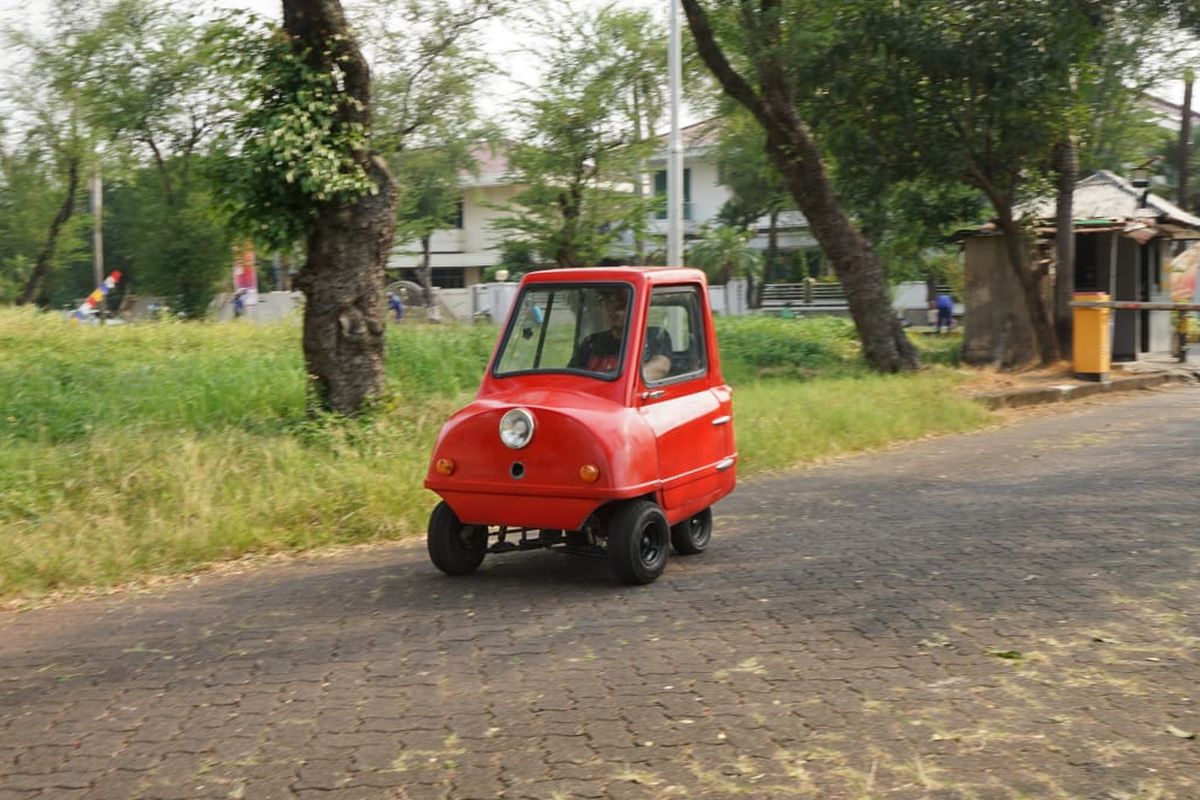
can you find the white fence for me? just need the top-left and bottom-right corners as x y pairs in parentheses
(199, 279), (939, 325)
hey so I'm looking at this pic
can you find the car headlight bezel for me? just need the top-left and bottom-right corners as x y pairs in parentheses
(499, 408), (535, 449)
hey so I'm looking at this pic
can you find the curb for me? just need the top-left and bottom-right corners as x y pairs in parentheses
(970, 372), (1193, 410)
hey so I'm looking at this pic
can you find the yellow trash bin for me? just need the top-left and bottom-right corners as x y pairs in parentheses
(1072, 292), (1110, 381)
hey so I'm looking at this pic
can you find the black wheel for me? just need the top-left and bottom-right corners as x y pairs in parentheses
(427, 501), (487, 576)
(670, 507), (713, 555)
(606, 500), (669, 585)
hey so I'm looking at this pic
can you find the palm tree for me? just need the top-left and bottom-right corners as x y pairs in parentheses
(687, 225), (763, 307)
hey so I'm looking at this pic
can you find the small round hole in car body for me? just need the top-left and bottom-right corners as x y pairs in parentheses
(510, 462), (525, 479)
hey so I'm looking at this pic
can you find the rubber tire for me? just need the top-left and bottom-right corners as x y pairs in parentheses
(670, 507), (713, 555)
(427, 501), (487, 576)
(606, 500), (670, 585)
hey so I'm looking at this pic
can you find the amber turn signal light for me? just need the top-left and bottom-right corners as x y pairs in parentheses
(579, 464), (600, 483)
(435, 458), (456, 476)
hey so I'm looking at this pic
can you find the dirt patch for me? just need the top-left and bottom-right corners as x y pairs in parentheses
(955, 361), (1081, 394)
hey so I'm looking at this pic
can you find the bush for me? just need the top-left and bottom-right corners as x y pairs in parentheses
(715, 315), (862, 383)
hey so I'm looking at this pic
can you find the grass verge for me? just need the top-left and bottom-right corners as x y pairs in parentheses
(0, 309), (990, 600)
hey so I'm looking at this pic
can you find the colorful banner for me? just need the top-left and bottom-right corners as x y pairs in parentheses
(71, 271), (122, 320)
(233, 241), (259, 307)
(1168, 245), (1199, 303)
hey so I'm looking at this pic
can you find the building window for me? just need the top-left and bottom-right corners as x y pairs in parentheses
(402, 268), (465, 289)
(450, 199), (464, 229)
(653, 169), (691, 220)
(1075, 234), (1099, 290)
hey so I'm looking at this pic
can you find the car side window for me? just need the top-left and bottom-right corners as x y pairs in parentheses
(642, 286), (707, 383)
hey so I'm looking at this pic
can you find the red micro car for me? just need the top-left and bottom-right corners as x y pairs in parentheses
(423, 267), (737, 584)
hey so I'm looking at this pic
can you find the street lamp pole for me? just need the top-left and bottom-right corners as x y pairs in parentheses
(91, 159), (105, 322)
(667, 0), (684, 266)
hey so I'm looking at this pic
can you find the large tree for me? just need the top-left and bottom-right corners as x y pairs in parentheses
(811, 0), (1192, 365)
(79, 1), (237, 316)
(493, 5), (661, 268)
(679, 0), (918, 373)
(279, 0), (397, 413)
(4, 0), (99, 306)
(390, 141), (481, 319)
(363, 0), (504, 313)
(219, 0), (504, 411)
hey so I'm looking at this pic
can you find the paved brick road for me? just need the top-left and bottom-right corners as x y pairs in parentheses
(2, 387), (1198, 800)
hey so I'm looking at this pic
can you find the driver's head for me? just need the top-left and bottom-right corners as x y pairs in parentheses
(599, 287), (627, 332)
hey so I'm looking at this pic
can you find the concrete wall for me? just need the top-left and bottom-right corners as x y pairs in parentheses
(962, 236), (1041, 365)
(209, 292), (304, 322)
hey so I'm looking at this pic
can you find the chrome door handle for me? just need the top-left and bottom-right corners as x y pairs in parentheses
(711, 415), (731, 426)
(641, 390), (665, 400)
(716, 457), (735, 471)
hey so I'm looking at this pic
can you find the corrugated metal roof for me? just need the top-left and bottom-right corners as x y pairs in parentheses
(1021, 170), (1200, 229)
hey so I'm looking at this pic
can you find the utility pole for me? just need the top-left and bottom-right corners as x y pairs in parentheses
(1180, 69), (1194, 213)
(91, 160), (105, 321)
(667, 0), (683, 266)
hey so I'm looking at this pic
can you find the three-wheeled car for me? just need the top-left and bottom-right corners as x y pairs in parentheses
(423, 267), (737, 584)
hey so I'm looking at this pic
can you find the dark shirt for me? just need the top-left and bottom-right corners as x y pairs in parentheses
(568, 328), (671, 375)
(569, 330), (622, 374)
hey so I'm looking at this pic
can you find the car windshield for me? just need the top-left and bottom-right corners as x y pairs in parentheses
(494, 283), (633, 378)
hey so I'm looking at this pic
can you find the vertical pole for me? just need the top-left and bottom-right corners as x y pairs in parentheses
(91, 162), (105, 321)
(1180, 70), (1194, 212)
(667, 0), (683, 266)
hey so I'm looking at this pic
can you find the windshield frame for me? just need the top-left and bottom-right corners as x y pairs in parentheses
(491, 281), (635, 381)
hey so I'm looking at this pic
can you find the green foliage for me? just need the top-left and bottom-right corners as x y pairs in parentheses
(813, 0), (1185, 210)
(492, 3), (664, 267)
(715, 111), (792, 229)
(855, 180), (982, 285)
(362, 0), (506, 153)
(714, 315), (862, 383)
(0, 145), (73, 303)
(210, 22), (377, 252)
(1, 0), (102, 304)
(105, 168), (233, 318)
(488, 240), (537, 280)
(390, 143), (477, 252)
(688, 225), (763, 285)
(733, 372), (990, 474)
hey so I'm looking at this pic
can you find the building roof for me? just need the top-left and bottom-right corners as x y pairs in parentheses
(1022, 170), (1200, 232)
(1142, 93), (1200, 133)
(461, 142), (513, 188)
(645, 118), (724, 165)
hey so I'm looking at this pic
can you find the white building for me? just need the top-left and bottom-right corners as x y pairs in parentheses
(387, 144), (519, 289)
(643, 119), (816, 257)
(388, 122), (817, 289)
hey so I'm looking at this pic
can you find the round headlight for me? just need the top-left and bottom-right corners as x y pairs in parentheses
(499, 408), (535, 449)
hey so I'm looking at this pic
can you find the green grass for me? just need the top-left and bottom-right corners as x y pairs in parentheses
(0, 309), (990, 601)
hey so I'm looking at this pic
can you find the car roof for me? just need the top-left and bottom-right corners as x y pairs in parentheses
(519, 266), (706, 289)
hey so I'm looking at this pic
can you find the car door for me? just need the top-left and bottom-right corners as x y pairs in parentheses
(636, 284), (732, 518)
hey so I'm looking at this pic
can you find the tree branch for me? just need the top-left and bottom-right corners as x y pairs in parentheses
(679, 0), (774, 132)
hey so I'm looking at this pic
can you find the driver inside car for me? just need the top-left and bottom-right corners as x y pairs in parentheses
(569, 288), (671, 380)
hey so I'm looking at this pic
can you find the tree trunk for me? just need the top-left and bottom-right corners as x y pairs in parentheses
(1053, 137), (1077, 358)
(996, 207), (1058, 366)
(419, 233), (440, 322)
(680, 0), (917, 372)
(17, 156), (81, 306)
(284, 0), (398, 414)
(297, 157), (397, 412)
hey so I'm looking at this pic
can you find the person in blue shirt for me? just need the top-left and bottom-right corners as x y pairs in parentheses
(387, 291), (404, 322)
(935, 293), (954, 334)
